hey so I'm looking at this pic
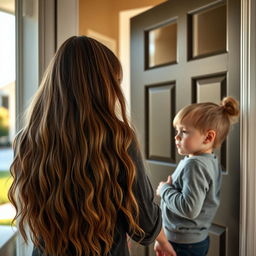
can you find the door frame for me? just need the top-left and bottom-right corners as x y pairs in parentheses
(15, 0), (78, 255)
(240, 0), (256, 255)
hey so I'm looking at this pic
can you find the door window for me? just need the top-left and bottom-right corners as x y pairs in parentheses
(146, 21), (177, 69)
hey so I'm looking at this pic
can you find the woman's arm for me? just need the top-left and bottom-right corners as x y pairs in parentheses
(154, 229), (176, 256)
(127, 143), (162, 244)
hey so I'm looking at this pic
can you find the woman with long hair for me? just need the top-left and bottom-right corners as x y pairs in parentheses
(8, 36), (176, 256)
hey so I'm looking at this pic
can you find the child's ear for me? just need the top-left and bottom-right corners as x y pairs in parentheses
(204, 130), (216, 144)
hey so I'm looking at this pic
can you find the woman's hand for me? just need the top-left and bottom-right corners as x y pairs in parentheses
(154, 240), (176, 256)
(155, 229), (176, 256)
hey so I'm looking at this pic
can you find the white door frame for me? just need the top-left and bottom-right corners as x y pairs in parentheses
(15, 0), (40, 254)
(240, 0), (256, 255)
(16, 0), (40, 131)
(15, 0), (78, 255)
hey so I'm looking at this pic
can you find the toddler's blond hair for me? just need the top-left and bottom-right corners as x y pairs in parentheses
(173, 97), (239, 148)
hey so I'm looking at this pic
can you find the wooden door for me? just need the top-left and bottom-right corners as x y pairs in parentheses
(130, 0), (240, 255)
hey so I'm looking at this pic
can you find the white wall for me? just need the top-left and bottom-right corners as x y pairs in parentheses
(240, 0), (256, 255)
(119, 7), (151, 115)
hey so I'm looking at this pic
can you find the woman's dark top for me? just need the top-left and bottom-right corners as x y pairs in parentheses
(32, 143), (162, 256)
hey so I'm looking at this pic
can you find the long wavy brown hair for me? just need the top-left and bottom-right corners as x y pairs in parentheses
(8, 36), (144, 255)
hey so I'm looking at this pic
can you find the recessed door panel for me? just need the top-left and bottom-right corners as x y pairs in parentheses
(208, 224), (227, 256)
(192, 74), (227, 169)
(146, 83), (175, 162)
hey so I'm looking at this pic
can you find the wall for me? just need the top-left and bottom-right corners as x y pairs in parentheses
(79, 0), (166, 55)
(119, 7), (152, 114)
(113, 0), (167, 54)
(79, 0), (116, 39)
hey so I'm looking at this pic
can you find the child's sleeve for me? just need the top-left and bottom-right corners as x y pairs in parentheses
(159, 160), (210, 219)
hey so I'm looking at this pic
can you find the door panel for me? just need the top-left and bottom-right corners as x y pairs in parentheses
(145, 83), (176, 162)
(131, 0), (240, 255)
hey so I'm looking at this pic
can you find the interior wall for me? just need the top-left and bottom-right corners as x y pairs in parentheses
(79, 0), (166, 55)
(79, 0), (116, 39)
(119, 7), (152, 114)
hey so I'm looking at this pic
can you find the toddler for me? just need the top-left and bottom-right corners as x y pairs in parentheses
(155, 97), (239, 256)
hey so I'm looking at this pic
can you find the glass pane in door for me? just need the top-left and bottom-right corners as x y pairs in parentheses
(192, 4), (226, 58)
(146, 21), (177, 68)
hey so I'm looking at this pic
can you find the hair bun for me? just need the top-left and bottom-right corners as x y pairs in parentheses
(221, 96), (240, 123)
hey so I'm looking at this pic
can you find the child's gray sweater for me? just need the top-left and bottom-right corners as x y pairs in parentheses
(160, 153), (222, 244)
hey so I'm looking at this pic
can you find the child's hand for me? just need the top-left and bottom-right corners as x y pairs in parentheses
(156, 176), (172, 196)
(166, 175), (172, 185)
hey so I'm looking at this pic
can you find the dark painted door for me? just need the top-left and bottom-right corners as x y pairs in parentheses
(130, 0), (240, 255)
